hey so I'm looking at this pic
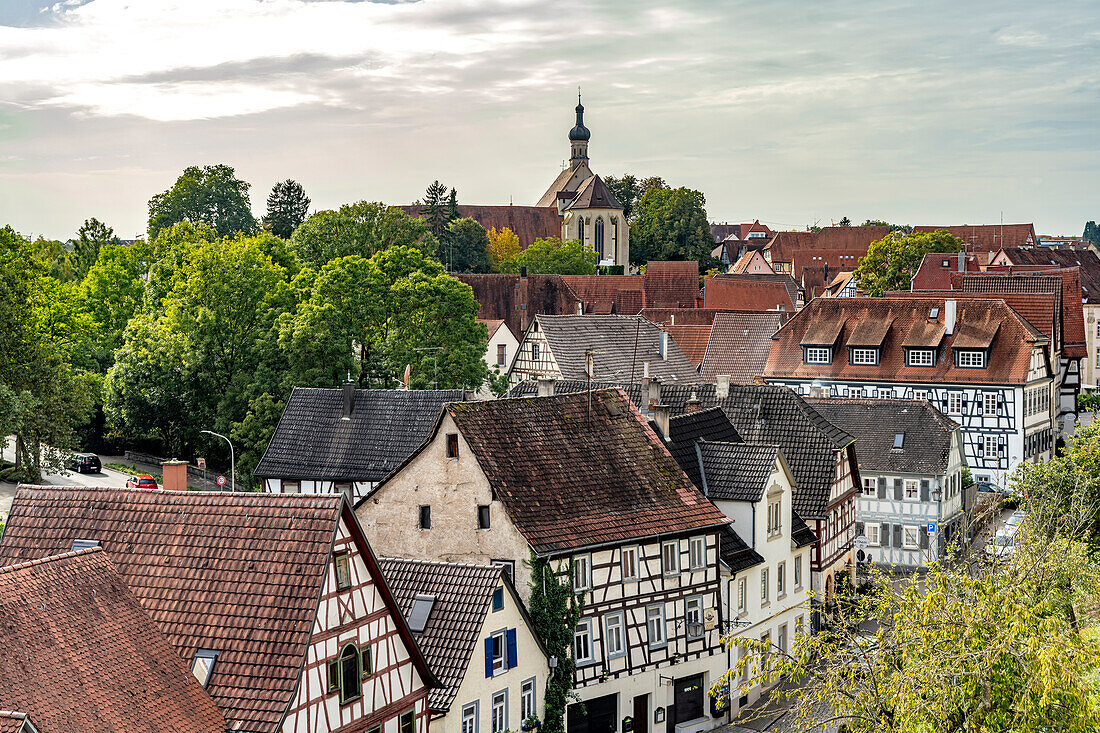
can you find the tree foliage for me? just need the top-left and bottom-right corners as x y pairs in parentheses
(263, 179), (311, 239)
(604, 174), (667, 220)
(73, 217), (117, 280)
(419, 180), (457, 239)
(498, 237), (597, 275)
(440, 217), (490, 273)
(853, 229), (963, 296)
(289, 201), (437, 269)
(629, 186), (715, 268)
(148, 164), (258, 240)
(487, 227), (522, 271)
(1084, 221), (1100, 246)
(527, 554), (583, 733)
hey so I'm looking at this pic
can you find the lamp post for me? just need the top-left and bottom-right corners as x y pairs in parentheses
(200, 430), (234, 492)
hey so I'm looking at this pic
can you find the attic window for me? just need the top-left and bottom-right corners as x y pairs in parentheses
(941, 259), (950, 267)
(191, 649), (219, 688)
(408, 594), (436, 634)
(334, 552), (352, 591)
(71, 539), (100, 551)
(446, 433), (459, 459)
(930, 307), (939, 318)
(893, 433), (905, 449)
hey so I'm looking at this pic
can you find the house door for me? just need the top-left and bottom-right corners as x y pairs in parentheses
(632, 695), (648, 733)
(568, 694), (617, 733)
(673, 674), (705, 724)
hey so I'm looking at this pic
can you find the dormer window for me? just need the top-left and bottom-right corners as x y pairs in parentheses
(906, 349), (936, 367)
(804, 347), (832, 364)
(955, 350), (986, 368)
(190, 649), (219, 688)
(849, 348), (879, 366)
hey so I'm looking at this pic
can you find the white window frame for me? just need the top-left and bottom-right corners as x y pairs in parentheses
(462, 703), (479, 733)
(984, 435), (1000, 459)
(767, 501), (782, 536)
(621, 546), (640, 582)
(865, 524), (880, 546)
(737, 578), (747, 612)
(983, 393), (998, 416)
(913, 389), (928, 401)
(777, 562), (785, 596)
(688, 536), (706, 570)
(793, 554), (802, 588)
(646, 604), (667, 649)
(805, 347), (832, 364)
(490, 630), (507, 675)
(948, 392), (962, 415)
(491, 690), (508, 733)
(907, 349), (934, 366)
(573, 619), (593, 664)
(902, 526), (920, 549)
(604, 612), (626, 659)
(685, 596), (704, 639)
(761, 568), (769, 603)
(661, 541), (680, 576)
(520, 678), (536, 722)
(850, 348), (879, 365)
(862, 477), (876, 496)
(957, 350), (986, 368)
(572, 554), (591, 592)
(904, 479), (919, 499)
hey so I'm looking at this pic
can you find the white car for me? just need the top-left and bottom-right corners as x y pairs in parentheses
(1005, 510), (1026, 530)
(986, 526), (1018, 560)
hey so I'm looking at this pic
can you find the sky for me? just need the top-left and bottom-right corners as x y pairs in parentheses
(0, 0), (1097, 241)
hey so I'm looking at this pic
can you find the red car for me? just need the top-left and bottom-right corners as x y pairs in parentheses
(126, 474), (159, 490)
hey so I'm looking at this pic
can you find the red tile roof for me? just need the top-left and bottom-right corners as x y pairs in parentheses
(765, 226), (890, 264)
(912, 224), (1037, 251)
(443, 390), (730, 554)
(700, 312), (785, 383)
(560, 275), (644, 313)
(911, 253), (982, 291)
(398, 205), (561, 248)
(664, 324), (712, 367)
(0, 713), (30, 733)
(641, 308), (747, 326)
(710, 221), (775, 242)
(791, 249), (863, 278)
(764, 296), (1046, 386)
(703, 277), (795, 312)
(645, 261), (700, 307)
(993, 247), (1100, 303)
(478, 319), (507, 339)
(0, 548), (226, 733)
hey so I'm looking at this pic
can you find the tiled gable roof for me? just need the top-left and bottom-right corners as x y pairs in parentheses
(806, 398), (958, 475)
(443, 390), (730, 554)
(664, 324), (712, 367)
(0, 713), (31, 733)
(397, 205), (561, 249)
(0, 488), (416, 732)
(703, 278), (795, 312)
(912, 224), (1036, 251)
(765, 226), (890, 264)
(0, 549), (226, 733)
(479, 319), (508, 339)
(700, 311), (785, 383)
(641, 308), (741, 326)
(255, 387), (465, 481)
(697, 442), (781, 503)
(645, 261), (700, 307)
(911, 253), (981, 291)
(656, 407), (743, 489)
(791, 511), (818, 548)
(995, 247), (1100, 303)
(379, 558), (507, 714)
(565, 175), (623, 211)
(533, 315), (700, 383)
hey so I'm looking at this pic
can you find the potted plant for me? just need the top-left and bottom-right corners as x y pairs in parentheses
(521, 717), (542, 731)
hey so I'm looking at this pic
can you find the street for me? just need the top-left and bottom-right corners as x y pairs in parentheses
(1, 437), (130, 523)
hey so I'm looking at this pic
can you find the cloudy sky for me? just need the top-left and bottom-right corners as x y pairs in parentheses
(1, 0), (1097, 240)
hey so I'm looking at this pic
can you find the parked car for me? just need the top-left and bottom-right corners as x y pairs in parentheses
(125, 474), (159, 489)
(1005, 510), (1027, 530)
(976, 480), (998, 493)
(68, 453), (101, 473)
(985, 526), (1018, 560)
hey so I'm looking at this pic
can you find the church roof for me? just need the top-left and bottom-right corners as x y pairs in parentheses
(569, 100), (591, 142)
(535, 165), (588, 208)
(565, 174), (624, 211)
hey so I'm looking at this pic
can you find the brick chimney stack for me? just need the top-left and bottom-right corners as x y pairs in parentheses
(161, 460), (187, 492)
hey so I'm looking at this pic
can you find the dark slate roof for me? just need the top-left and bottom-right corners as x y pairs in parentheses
(805, 398), (959, 475)
(532, 315), (700, 384)
(791, 510), (818, 548)
(653, 407), (742, 489)
(380, 558), (510, 714)
(438, 390), (730, 554)
(504, 381), (852, 519)
(0, 549), (226, 733)
(718, 525), (764, 574)
(255, 387), (466, 481)
(565, 174), (623, 211)
(697, 441), (781, 503)
(699, 311), (786, 383)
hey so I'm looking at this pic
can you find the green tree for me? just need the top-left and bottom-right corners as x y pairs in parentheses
(441, 217), (491, 273)
(148, 164), (258, 240)
(1084, 221), (1100, 246)
(837, 216), (852, 227)
(498, 238), (597, 275)
(629, 186), (715, 268)
(289, 201), (437, 269)
(853, 229), (964, 296)
(527, 554), (583, 733)
(419, 180), (454, 239)
(229, 392), (287, 490)
(79, 241), (147, 360)
(605, 174), (667, 220)
(263, 179), (310, 239)
(72, 217), (117, 280)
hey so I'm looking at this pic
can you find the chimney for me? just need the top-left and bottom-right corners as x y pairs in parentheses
(520, 266), (528, 279)
(654, 404), (671, 440)
(685, 391), (702, 414)
(659, 331), (669, 360)
(342, 381), (356, 420)
(944, 299), (957, 336)
(958, 253), (965, 272)
(716, 375), (730, 400)
(647, 378), (661, 412)
(161, 459), (187, 492)
(537, 377), (556, 397)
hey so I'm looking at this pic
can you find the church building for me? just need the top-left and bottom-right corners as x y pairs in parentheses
(535, 94), (630, 268)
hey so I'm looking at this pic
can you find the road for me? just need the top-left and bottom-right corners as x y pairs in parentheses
(1, 438), (129, 523)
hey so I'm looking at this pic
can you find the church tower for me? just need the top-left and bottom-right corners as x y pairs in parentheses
(569, 92), (590, 168)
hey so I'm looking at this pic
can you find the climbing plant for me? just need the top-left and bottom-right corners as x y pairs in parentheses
(527, 552), (584, 733)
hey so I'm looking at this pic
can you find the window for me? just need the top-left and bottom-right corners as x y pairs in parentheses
(913, 390), (928, 401)
(805, 347), (831, 364)
(490, 630), (507, 674)
(491, 691), (507, 733)
(532, 344), (540, 361)
(604, 612), (626, 658)
(983, 435), (1000, 459)
(662, 541), (680, 575)
(400, 711), (415, 733)
(646, 604), (667, 649)
(462, 704), (478, 733)
(447, 433), (460, 458)
(409, 594), (436, 633)
(902, 526), (920, 549)
(907, 349), (934, 366)
(621, 546), (640, 581)
(492, 587), (504, 611)
(948, 392), (962, 415)
(334, 552), (352, 591)
(520, 678), (536, 722)
(326, 643), (362, 703)
(282, 480), (300, 494)
(689, 536), (706, 569)
(761, 568), (769, 603)
(850, 348), (879, 365)
(904, 479), (919, 499)
(594, 217), (605, 260)
(685, 597), (704, 639)
(190, 649), (218, 688)
(777, 562), (785, 595)
(778, 624), (788, 656)
(497, 344), (507, 366)
(862, 477), (876, 496)
(334, 482), (352, 498)
(793, 555), (802, 587)
(767, 501), (781, 536)
(492, 559), (515, 582)
(737, 578), (747, 612)
(361, 646), (374, 677)
(574, 619), (593, 663)
(957, 350), (986, 368)
(983, 393), (998, 416)
(478, 505), (491, 529)
(865, 524), (880, 546)
(71, 538), (99, 551)
(572, 554), (592, 591)
(893, 433), (904, 449)
(419, 505), (431, 529)
(577, 217), (585, 242)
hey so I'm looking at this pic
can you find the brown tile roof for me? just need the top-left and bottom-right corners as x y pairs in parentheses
(564, 175), (623, 211)
(478, 319), (508, 339)
(765, 226), (890, 264)
(792, 249), (863, 279)
(699, 312), (786, 383)
(560, 275), (645, 313)
(994, 247), (1100, 303)
(664, 324), (712, 367)
(764, 297), (1046, 387)
(455, 273), (580, 337)
(911, 253), (982, 291)
(641, 308), (747, 326)
(0, 548), (226, 733)
(535, 167), (583, 209)
(912, 224), (1037, 251)
(822, 271), (858, 297)
(397, 205), (561, 248)
(645, 261), (700, 307)
(0, 488), (434, 733)
(443, 390), (730, 554)
(703, 278), (795, 312)
(710, 221), (775, 243)
(0, 713), (31, 733)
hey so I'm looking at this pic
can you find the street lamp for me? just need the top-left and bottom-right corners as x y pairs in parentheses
(200, 430), (235, 492)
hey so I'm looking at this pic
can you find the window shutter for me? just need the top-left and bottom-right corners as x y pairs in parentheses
(877, 476), (887, 499)
(327, 660), (340, 692)
(999, 438), (1006, 456)
(977, 441), (984, 456)
(920, 480), (930, 502)
(893, 479), (903, 501)
(893, 525), (902, 547)
(962, 395), (968, 410)
(856, 521), (864, 536)
(920, 529), (929, 550)
(881, 523), (891, 547)
(998, 394), (1005, 415)
(941, 396), (949, 411)
(485, 638), (494, 678)
(507, 629), (518, 670)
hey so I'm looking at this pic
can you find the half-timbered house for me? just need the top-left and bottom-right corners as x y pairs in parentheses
(0, 487), (437, 733)
(355, 390), (733, 733)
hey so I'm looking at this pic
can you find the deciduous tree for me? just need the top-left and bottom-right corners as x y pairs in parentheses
(147, 164), (258, 240)
(441, 217), (491, 273)
(289, 201), (436, 269)
(487, 227), (522, 271)
(498, 237), (597, 275)
(853, 229), (963, 296)
(629, 186), (715, 268)
(72, 217), (117, 280)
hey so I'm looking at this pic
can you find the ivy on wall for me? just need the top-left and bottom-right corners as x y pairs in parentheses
(527, 552), (584, 733)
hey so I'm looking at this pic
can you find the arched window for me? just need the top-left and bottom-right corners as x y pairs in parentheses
(578, 217), (585, 242)
(327, 643), (364, 703)
(594, 218), (605, 260)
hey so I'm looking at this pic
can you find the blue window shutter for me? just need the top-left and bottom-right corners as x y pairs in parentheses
(507, 629), (518, 670)
(485, 638), (494, 678)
